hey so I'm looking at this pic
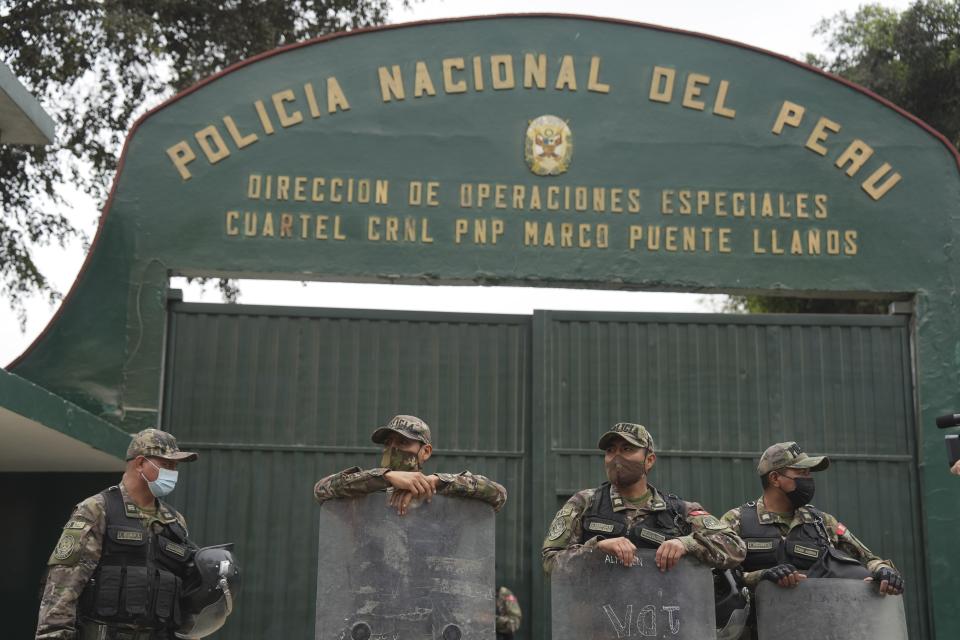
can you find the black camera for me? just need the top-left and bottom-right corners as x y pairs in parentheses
(935, 414), (960, 467)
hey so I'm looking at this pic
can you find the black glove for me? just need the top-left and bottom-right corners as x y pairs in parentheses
(872, 567), (904, 592)
(760, 564), (798, 583)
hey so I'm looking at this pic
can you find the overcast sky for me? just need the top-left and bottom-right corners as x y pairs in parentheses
(1, 0), (916, 366)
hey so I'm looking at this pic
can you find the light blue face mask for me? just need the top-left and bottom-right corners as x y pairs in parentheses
(141, 458), (179, 498)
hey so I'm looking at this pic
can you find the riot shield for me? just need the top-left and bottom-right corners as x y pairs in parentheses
(756, 579), (907, 639)
(550, 548), (715, 639)
(316, 493), (495, 640)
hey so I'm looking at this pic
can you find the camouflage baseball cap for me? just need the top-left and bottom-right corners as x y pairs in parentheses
(757, 441), (829, 475)
(597, 422), (655, 451)
(371, 415), (433, 446)
(126, 428), (198, 462)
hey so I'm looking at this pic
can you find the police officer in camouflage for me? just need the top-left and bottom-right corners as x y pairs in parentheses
(36, 429), (199, 640)
(314, 414), (507, 514)
(495, 585), (521, 639)
(542, 422), (746, 573)
(721, 441), (904, 595)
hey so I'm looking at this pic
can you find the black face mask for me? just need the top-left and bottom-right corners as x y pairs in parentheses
(784, 476), (816, 508)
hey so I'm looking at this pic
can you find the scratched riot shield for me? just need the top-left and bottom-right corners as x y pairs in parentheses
(550, 548), (715, 639)
(316, 493), (495, 640)
(756, 579), (907, 639)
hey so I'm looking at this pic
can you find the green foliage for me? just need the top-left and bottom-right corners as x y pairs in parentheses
(0, 0), (396, 318)
(724, 296), (890, 315)
(812, 0), (960, 146)
(740, 0), (959, 314)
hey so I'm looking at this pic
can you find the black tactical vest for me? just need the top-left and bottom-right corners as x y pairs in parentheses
(579, 482), (689, 547)
(738, 501), (830, 572)
(79, 486), (194, 630)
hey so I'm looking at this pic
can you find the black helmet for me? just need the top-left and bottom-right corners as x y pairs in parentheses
(176, 544), (241, 639)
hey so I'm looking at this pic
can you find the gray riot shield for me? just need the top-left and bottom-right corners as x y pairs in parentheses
(756, 579), (908, 639)
(316, 493), (495, 640)
(550, 548), (715, 639)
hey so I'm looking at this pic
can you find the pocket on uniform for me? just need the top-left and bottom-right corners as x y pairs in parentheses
(154, 570), (179, 621)
(95, 565), (122, 617)
(123, 565), (150, 615)
(157, 536), (191, 571)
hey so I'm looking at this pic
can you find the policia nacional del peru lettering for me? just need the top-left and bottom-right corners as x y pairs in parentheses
(165, 52), (902, 203)
(161, 52), (889, 261)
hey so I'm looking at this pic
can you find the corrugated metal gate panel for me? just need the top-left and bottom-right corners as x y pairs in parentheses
(162, 304), (531, 640)
(163, 305), (925, 639)
(534, 312), (926, 639)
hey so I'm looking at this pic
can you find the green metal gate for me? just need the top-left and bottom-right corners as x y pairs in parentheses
(531, 311), (926, 640)
(162, 303), (925, 639)
(161, 303), (532, 639)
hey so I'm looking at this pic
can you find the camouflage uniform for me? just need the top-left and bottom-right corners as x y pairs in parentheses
(721, 496), (896, 588)
(36, 429), (197, 640)
(543, 483), (746, 573)
(542, 422), (746, 574)
(720, 441), (896, 588)
(313, 415), (507, 512)
(495, 585), (522, 639)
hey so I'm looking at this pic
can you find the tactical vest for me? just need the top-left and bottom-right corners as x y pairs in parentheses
(79, 486), (194, 630)
(738, 501), (830, 572)
(578, 482), (689, 547)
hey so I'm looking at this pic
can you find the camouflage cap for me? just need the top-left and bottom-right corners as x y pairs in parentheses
(371, 415), (432, 446)
(126, 428), (198, 462)
(757, 441), (829, 475)
(597, 422), (655, 451)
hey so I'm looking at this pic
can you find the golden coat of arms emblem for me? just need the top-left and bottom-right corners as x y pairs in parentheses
(525, 115), (573, 176)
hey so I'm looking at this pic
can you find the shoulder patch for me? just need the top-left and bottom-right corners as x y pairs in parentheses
(64, 519), (88, 530)
(50, 531), (82, 565)
(547, 513), (568, 541)
(835, 523), (847, 536)
(701, 515), (725, 530)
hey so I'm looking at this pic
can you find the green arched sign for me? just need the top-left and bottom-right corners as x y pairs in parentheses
(11, 15), (960, 637)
